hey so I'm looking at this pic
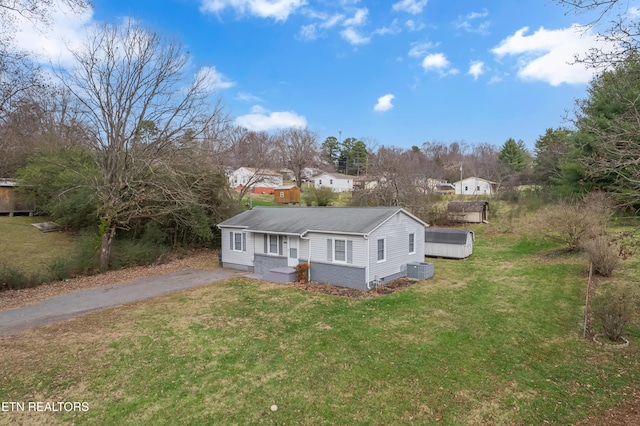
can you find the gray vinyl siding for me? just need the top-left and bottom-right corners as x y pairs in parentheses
(307, 232), (368, 267)
(368, 211), (426, 283)
(299, 238), (310, 262)
(220, 229), (254, 269)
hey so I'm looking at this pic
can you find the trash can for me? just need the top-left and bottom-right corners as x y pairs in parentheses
(217, 251), (223, 267)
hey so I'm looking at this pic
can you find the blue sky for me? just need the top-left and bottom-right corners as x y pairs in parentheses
(11, 0), (628, 150)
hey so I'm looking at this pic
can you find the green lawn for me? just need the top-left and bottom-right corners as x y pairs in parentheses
(1, 218), (639, 425)
(0, 216), (76, 274)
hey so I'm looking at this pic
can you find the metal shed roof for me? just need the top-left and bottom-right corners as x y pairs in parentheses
(447, 201), (489, 213)
(425, 228), (474, 245)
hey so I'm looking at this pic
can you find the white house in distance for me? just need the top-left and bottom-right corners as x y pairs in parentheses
(229, 167), (283, 194)
(217, 207), (429, 290)
(312, 172), (354, 192)
(453, 177), (495, 196)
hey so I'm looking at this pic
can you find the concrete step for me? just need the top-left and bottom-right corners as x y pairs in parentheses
(263, 267), (297, 283)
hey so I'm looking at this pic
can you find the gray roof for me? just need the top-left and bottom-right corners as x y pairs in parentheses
(447, 201), (489, 212)
(425, 228), (473, 245)
(218, 206), (427, 235)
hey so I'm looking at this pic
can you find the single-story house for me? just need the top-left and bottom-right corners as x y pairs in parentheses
(425, 228), (474, 259)
(0, 179), (35, 216)
(312, 172), (354, 192)
(447, 201), (489, 223)
(453, 177), (496, 195)
(273, 185), (301, 204)
(217, 206), (428, 290)
(229, 167), (284, 194)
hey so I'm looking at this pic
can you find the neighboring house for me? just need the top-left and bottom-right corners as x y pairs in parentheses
(312, 172), (354, 192)
(453, 177), (496, 195)
(217, 207), (428, 290)
(0, 179), (35, 216)
(434, 183), (456, 194)
(447, 201), (489, 223)
(273, 185), (301, 204)
(424, 228), (474, 259)
(229, 167), (284, 195)
(353, 176), (377, 191)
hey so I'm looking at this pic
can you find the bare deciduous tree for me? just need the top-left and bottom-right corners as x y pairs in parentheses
(58, 21), (227, 271)
(557, 0), (640, 68)
(224, 126), (279, 202)
(0, 0), (89, 125)
(352, 146), (432, 221)
(277, 127), (319, 188)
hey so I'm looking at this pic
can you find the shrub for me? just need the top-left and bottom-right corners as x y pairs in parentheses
(581, 234), (621, 277)
(295, 262), (309, 282)
(303, 187), (337, 206)
(538, 192), (614, 251)
(593, 294), (631, 342)
(0, 267), (42, 291)
(110, 239), (169, 270)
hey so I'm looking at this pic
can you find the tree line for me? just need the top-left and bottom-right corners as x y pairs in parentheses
(1, 0), (638, 273)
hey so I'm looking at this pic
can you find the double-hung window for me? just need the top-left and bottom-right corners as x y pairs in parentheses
(334, 239), (346, 262)
(327, 238), (353, 264)
(409, 233), (415, 254)
(269, 235), (279, 254)
(230, 232), (246, 252)
(377, 238), (386, 262)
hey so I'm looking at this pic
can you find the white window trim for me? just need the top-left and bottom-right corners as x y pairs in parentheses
(232, 232), (243, 252)
(409, 233), (416, 255)
(377, 237), (386, 263)
(333, 239), (347, 263)
(269, 234), (279, 254)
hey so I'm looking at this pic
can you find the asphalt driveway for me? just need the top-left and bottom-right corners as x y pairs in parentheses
(0, 268), (243, 337)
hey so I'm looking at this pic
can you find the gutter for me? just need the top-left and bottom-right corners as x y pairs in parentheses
(365, 234), (371, 290)
(300, 231), (312, 282)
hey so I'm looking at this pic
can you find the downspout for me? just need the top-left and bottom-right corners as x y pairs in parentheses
(365, 234), (371, 290)
(300, 232), (312, 282)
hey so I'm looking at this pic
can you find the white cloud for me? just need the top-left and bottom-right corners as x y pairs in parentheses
(421, 53), (458, 75)
(297, 24), (318, 40)
(392, 0), (428, 15)
(196, 66), (235, 91)
(200, 0), (307, 21)
(321, 13), (345, 28)
(11, 0), (94, 67)
(492, 25), (609, 86)
(374, 19), (401, 36)
(237, 92), (263, 102)
(235, 105), (307, 130)
(341, 27), (370, 45)
(456, 9), (490, 35)
(408, 41), (436, 58)
(468, 61), (485, 80)
(374, 94), (395, 112)
(343, 8), (368, 27)
(405, 19), (425, 32)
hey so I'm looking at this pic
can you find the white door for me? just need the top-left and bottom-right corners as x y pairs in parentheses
(288, 236), (299, 267)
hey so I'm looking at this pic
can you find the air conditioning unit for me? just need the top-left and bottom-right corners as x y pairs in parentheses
(406, 262), (434, 280)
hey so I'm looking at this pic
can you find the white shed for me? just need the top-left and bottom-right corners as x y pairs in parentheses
(425, 228), (474, 259)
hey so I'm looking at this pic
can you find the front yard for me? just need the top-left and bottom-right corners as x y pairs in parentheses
(0, 220), (639, 425)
